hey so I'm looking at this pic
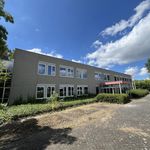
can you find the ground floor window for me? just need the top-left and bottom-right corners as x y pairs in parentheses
(0, 78), (11, 103)
(59, 85), (74, 97)
(36, 84), (55, 99)
(77, 85), (88, 96)
(36, 86), (44, 99)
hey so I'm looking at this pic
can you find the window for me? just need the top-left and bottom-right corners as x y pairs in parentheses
(76, 69), (87, 79)
(59, 85), (74, 97)
(38, 63), (46, 75)
(60, 67), (66, 77)
(104, 74), (110, 81)
(77, 85), (88, 96)
(36, 86), (44, 99)
(95, 72), (104, 80)
(36, 84), (55, 99)
(60, 66), (74, 77)
(48, 64), (56, 76)
(84, 87), (88, 95)
(47, 86), (55, 97)
(38, 62), (56, 76)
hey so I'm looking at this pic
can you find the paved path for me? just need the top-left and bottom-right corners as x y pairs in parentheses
(1, 94), (150, 150)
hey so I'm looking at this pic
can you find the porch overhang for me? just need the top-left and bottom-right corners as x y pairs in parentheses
(100, 81), (129, 86)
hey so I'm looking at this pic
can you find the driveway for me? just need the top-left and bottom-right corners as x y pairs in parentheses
(0, 94), (150, 150)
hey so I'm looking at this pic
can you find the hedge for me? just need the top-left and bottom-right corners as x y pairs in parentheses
(128, 89), (149, 98)
(96, 93), (130, 104)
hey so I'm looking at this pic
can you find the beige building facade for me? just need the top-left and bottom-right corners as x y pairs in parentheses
(8, 49), (132, 104)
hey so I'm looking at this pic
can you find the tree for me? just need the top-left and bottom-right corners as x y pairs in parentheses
(0, 0), (14, 59)
(0, 59), (10, 103)
(145, 58), (150, 73)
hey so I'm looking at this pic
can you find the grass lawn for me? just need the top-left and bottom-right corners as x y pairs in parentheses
(0, 98), (97, 124)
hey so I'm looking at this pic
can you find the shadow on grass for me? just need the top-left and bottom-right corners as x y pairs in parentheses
(0, 118), (77, 150)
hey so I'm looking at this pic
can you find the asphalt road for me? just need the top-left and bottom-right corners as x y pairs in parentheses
(1, 94), (150, 150)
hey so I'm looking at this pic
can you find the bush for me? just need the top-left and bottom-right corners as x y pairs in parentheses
(63, 94), (96, 101)
(128, 89), (149, 98)
(48, 92), (60, 110)
(96, 93), (130, 104)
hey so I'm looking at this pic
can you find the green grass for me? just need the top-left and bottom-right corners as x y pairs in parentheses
(0, 98), (97, 124)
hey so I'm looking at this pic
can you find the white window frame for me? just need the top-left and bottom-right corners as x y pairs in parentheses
(77, 85), (88, 96)
(36, 85), (45, 99)
(94, 72), (104, 80)
(104, 74), (110, 81)
(59, 65), (74, 78)
(36, 84), (56, 99)
(38, 62), (46, 75)
(47, 63), (56, 76)
(76, 68), (87, 79)
(59, 84), (74, 97)
(38, 61), (56, 76)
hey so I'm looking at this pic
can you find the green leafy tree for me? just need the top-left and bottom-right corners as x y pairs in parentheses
(145, 58), (150, 73)
(0, 0), (14, 59)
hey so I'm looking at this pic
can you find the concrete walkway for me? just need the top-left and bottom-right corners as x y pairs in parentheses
(1, 94), (150, 150)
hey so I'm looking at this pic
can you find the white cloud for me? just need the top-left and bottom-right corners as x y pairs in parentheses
(71, 59), (82, 63)
(139, 67), (148, 75)
(92, 40), (102, 48)
(124, 66), (149, 79)
(124, 66), (138, 77)
(101, 0), (150, 36)
(86, 12), (150, 68)
(28, 48), (63, 58)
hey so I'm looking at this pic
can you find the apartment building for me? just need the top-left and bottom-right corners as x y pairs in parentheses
(6, 49), (132, 104)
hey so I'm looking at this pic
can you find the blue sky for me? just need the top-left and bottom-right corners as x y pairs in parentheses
(2, 0), (150, 79)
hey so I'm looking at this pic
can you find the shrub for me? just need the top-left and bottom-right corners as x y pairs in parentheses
(63, 94), (96, 101)
(128, 89), (149, 98)
(96, 93), (130, 104)
(47, 92), (60, 110)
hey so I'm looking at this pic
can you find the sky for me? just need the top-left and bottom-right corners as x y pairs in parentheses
(1, 0), (150, 79)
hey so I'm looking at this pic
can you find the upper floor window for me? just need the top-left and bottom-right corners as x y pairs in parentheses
(95, 72), (104, 80)
(38, 62), (56, 76)
(38, 63), (46, 75)
(76, 68), (87, 79)
(104, 74), (110, 81)
(60, 66), (74, 77)
(48, 64), (56, 76)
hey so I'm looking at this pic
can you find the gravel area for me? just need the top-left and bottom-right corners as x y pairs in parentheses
(0, 94), (150, 150)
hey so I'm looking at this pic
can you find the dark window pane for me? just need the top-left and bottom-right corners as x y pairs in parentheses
(47, 87), (51, 97)
(60, 88), (63, 96)
(0, 88), (3, 98)
(48, 66), (52, 75)
(37, 87), (44, 98)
